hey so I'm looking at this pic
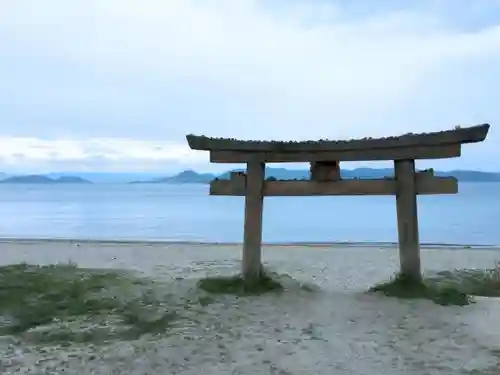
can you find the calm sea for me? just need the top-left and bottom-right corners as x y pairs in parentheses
(0, 182), (498, 245)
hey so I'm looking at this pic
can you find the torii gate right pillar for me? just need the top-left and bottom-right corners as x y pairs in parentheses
(394, 159), (421, 282)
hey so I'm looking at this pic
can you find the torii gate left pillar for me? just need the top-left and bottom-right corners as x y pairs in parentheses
(242, 161), (265, 283)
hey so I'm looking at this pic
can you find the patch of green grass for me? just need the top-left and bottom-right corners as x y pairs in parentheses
(371, 264), (500, 306)
(431, 266), (500, 297)
(197, 273), (284, 296)
(370, 273), (471, 306)
(197, 295), (216, 306)
(0, 262), (179, 343)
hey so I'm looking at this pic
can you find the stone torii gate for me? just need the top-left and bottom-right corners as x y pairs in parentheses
(186, 124), (490, 285)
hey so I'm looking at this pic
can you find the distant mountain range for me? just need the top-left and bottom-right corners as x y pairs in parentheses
(0, 175), (92, 184)
(0, 168), (499, 184)
(48, 172), (165, 184)
(132, 168), (500, 183)
(129, 170), (215, 184)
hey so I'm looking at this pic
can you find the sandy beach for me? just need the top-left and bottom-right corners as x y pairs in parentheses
(1, 239), (500, 374)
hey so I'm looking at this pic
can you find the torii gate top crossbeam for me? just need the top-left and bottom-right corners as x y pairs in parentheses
(186, 124), (490, 163)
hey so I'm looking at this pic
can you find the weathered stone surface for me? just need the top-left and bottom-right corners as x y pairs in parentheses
(187, 124), (489, 152)
(310, 161), (340, 182)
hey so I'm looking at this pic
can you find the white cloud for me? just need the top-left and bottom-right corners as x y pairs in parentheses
(0, 0), (498, 171)
(0, 136), (207, 172)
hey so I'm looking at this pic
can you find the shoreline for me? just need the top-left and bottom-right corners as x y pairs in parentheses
(0, 236), (498, 250)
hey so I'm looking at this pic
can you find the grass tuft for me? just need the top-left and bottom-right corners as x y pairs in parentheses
(197, 273), (284, 296)
(371, 263), (500, 306)
(370, 273), (470, 306)
(431, 265), (500, 297)
(0, 263), (178, 343)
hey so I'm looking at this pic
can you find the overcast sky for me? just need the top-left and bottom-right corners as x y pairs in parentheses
(0, 0), (499, 173)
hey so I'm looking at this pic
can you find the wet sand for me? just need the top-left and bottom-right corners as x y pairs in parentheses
(1, 239), (500, 374)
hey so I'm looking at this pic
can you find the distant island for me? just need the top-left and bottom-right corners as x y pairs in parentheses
(1, 168), (499, 184)
(0, 175), (92, 184)
(130, 168), (500, 184)
(129, 170), (215, 184)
